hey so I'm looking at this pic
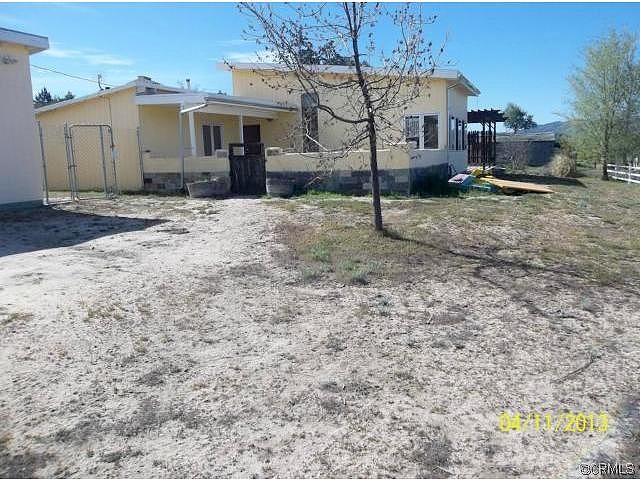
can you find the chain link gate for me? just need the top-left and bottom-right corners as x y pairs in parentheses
(38, 122), (120, 204)
(64, 124), (119, 200)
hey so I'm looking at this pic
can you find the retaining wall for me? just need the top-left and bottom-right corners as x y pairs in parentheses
(266, 148), (454, 195)
(142, 147), (457, 195)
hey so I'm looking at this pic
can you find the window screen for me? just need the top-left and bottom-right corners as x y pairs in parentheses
(462, 121), (467, 150)
(449, 117), (457, 150)
(213, 125), (222, 150)
(405, 115), (420, 147)
(423, 115), (438, 149)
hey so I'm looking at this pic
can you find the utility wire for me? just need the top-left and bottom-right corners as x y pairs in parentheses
(31, 64), (113, 87)
(32, 63), (224, 94)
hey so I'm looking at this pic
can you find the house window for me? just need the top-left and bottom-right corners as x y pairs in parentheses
(404, 115), (420, 147)
(423, 115), (438, 149)
(203, 125), (222, 156)
(449, 117), (457, 150)
(301, 92), (319, 152)
(448, 117), (467, 151)
(462, 121), (467, 150)
(405, 114), (439, 149)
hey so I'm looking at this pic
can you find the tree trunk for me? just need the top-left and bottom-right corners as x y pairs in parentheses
(367, 120), (383, 232)
(601, 132), (610, 180)
(601, 156), (609, 180)
(347, 2), (383, 232)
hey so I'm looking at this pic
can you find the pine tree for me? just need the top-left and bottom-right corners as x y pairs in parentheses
(34, 87), (54, 108)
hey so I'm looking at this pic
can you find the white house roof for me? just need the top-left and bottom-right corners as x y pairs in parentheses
(0, 27), (49, 54)
(35, 76), (187, 114)
(135, 92), (297, 118)
(219, 62), (481, 96)
(135, 92), (295, 110)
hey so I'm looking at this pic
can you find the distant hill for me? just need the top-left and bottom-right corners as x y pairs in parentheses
(519, 121), (569, 135)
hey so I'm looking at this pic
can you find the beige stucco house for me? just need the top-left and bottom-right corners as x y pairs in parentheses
(0, 28), (49, 207)
(36, 62), (479, 195)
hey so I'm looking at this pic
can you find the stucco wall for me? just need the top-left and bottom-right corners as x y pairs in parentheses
(139, 105), (182, 158)
(142, 154), (229, 174)
(445, 85), (469, 173)
(36, 87), (142, 191)
(232, 69), (456, 152)
(447, 85), (468, 122)
(0, 43), (42, 205)
(266, 147), (410, 172)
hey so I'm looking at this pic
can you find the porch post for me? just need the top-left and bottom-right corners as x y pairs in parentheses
(238, 114), (244, 143)
(178, 105), (185, 189)
(188, 111), (197, 157)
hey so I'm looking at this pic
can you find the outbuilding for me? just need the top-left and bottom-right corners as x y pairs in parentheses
(0, 28), (49, 207)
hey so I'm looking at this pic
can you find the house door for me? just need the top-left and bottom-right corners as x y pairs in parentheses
(242, 125), (261, 144)
(202, 125), (222, 156)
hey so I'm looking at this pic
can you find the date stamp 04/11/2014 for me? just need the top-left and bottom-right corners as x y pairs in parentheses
(498, 411), (609, 433)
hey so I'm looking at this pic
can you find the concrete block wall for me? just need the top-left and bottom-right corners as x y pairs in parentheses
(141, 148), (452, 195)
(266, 168), (412, 195)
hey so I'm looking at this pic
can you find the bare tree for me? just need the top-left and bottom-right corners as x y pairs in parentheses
(236, 2), (441, 232)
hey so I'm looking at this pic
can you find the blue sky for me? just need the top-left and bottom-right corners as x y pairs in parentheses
(2, 2), (640, 125)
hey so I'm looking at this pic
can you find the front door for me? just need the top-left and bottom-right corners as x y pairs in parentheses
(242, 124), (261, 144)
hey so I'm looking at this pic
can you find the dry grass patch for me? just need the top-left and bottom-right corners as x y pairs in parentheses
(275, 171), (640, 291)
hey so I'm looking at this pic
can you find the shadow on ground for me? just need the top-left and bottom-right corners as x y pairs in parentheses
(0, 207), (166, 257)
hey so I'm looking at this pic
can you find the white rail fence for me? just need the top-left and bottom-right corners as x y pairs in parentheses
(607, 164), (640, 184)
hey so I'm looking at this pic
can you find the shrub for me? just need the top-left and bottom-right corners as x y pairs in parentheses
(550, 153), (577, 177)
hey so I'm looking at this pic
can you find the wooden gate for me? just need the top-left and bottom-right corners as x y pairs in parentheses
(228, 143), (266, 195)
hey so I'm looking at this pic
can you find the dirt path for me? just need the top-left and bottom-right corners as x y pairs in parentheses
(1, 197), (292, 477)
(1, 196), (638, 478)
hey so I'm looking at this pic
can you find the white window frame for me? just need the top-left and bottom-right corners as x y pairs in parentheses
(202, 123), (224, 156)
(404, 112), (440, 150)
(449, 116), (457, 150)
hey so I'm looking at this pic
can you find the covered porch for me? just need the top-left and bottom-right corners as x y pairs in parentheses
(135, 92), (297, 190)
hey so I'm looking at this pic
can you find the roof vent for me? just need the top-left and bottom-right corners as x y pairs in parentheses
(136, 76), (156, 94)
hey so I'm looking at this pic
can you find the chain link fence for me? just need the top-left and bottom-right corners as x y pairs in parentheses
(38, 122), (127, 203)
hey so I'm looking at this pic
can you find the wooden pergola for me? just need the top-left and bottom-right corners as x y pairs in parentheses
(467, 109), (506, 170)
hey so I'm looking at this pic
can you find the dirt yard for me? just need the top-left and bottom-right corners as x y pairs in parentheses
(1, 176), (639, 478)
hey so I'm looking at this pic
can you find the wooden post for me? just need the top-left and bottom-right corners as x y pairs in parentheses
(492, 121), (497, 166)
(481, 121), (486, 171)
